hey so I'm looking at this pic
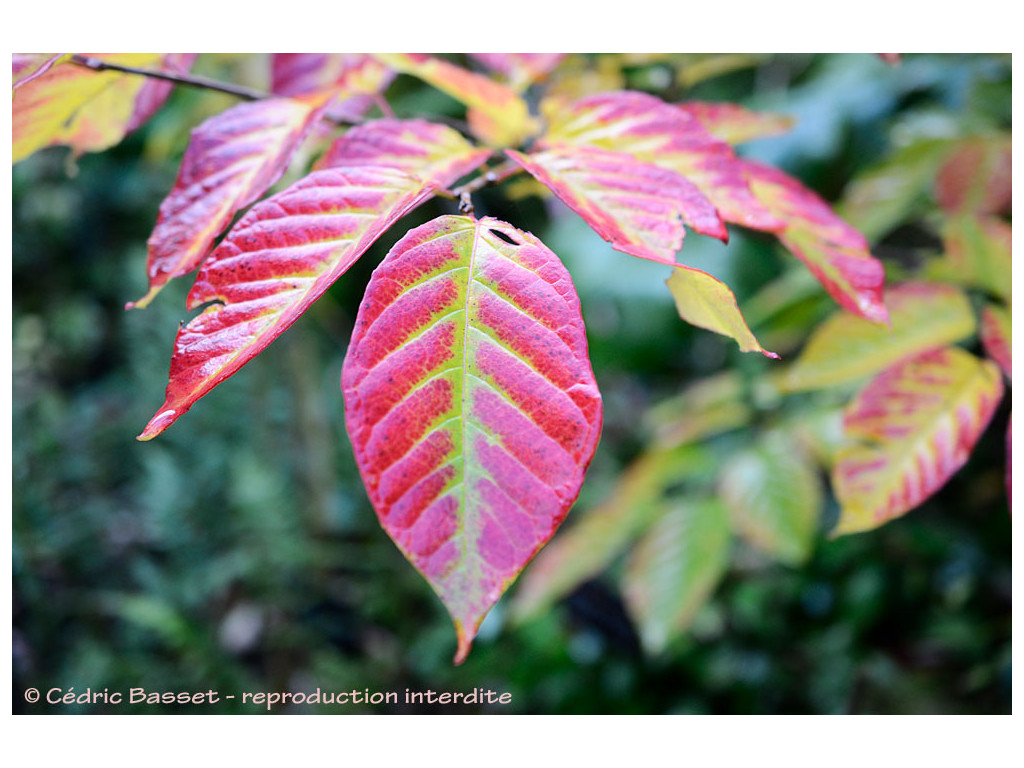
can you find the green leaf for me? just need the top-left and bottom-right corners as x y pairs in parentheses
(643, 372), (751, 448)
(510, 444), (714, 623)
(621, 499), (731, 654)
(785, 282), (976, 392)
(666, 266), (779, 358)
(930, 213), (1012, 302)
(718, 431), (823, 565)
(836, 138), (954, 243)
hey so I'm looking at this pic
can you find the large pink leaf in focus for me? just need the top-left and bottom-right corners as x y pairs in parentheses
(540, 90), (783, 232)
(507, 145), (726, 265)
(140, 121), (489, 441)
(342, 215), (602, 663)
(270, 53), (395, 122)
(742, 159), (889, 324)
(129, 95), (332, 309)
(833, 347), (1004, 534)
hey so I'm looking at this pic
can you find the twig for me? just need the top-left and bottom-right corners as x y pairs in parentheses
(450, 159), (522, 199)
(70, 54), (270, 102)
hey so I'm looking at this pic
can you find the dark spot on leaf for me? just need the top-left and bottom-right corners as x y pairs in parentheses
(489, 229), (519, 246)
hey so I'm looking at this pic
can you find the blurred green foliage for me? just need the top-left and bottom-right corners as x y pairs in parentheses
(13, 53), (1010, 714)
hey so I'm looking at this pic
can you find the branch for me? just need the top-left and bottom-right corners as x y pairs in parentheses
(69, 54), (270, 102)
(450, 159), (522, 198)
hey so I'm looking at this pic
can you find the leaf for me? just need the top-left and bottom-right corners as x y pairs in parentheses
(13, 53), (185, 163)
(129, 95), (333, 309)
(833, 347), (1004, 534)
(270, 53), (394, 122)
(12, 53), (71, 89)
(666, 266), (779, 358)
(643, 372), (751, 449)
(315, 117), (490, 182)
(341, 215), (603, 663)
(837, 138), (954, 242)
(467, 53), (566, 92)
(934, 136), (1012, 215)
(124, 53), (197, 134)
(541, 90), (783, 231)
(933, 213), (1012, 301)
(676, 101), (794, 145)
(506, 145), (726, 265)
(621, 499), (731, 654)
(718, 431), (823, 565)
(374, 53), (535, 147)
(742, 158), (888, 323)
(980, 303), (1011, 379)
(786, 282), (976, 392)
(139, 121), (488, 441)
(511, 444), (715, 623)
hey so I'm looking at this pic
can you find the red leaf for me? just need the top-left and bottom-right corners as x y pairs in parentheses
(540, 90), (783, 231)
(507, 145), (726, 265)
(270, 53), (394, 122)
(129, 95), (332, 309)
(342, 215), (602, 663)
(139, 121), (488, 441)
(742, 159), (889, 324)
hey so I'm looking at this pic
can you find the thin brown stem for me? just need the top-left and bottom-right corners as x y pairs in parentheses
(450, 159), (522, 199)
(69, 54), (270, 102)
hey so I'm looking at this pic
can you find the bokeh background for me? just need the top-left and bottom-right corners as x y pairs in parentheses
(12, 53), (1011, 714)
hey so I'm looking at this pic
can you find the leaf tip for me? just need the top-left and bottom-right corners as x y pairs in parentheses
(452, 621), (476, 666)
(125, 284), (162, 311)
(138, 408), (178, 441)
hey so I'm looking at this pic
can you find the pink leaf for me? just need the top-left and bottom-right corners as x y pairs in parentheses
(124, 53), (197, 133)
(833, 347), (1004, 534)
(467, 53), (566, 90)
(270, 53), (394, 122)
(934, 137), (1012, 215)
(507, 145), (726, 265)
(129, 95), (332, 309)
(676, 101), (794, 145)
(342, 215), (602, 663)
(743, 159), (889, 324)
(139, 121), (489, 441)
(540, 90), (783, 231)
(980, 304), (1011, 379)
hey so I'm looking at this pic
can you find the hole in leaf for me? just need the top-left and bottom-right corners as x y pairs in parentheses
(489, 229), (519, 246)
